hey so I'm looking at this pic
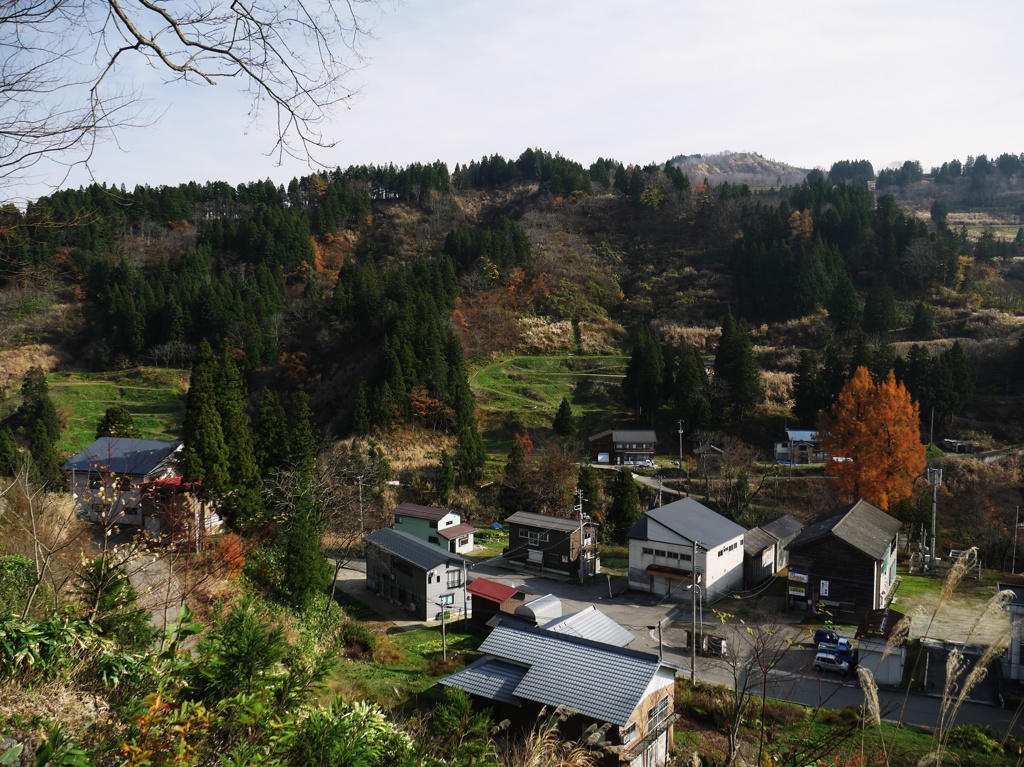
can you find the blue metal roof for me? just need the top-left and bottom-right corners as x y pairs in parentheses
(61, 438), (181, 477)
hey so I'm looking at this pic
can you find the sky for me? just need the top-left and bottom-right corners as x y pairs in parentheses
(7, 0), (1024, 203)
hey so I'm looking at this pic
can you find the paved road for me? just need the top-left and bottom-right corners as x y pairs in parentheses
(334, 558), (1024, 736)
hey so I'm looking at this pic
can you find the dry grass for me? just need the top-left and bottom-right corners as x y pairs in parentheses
(657, 323), (720, 354)
(0, 344), (69, 395)
(761, 370), (793, 408)
(518, 317), (576, 354)
(578, 317), (626, 355)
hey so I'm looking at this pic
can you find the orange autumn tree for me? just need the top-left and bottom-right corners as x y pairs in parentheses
(817, 366), (926, 510)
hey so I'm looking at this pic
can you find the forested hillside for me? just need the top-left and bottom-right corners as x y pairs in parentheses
(3, 147), (1024, 764)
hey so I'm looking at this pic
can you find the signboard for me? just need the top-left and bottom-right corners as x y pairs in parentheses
(762, 547), (775, 568)
(789, 572), (808, 584)
(788, 584), (806, 597)
(820, 580), (830, 597)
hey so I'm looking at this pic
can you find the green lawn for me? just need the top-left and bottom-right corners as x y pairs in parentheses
(47, 368), (188, 453)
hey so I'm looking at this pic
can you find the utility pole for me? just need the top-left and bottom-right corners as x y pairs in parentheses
(575, 488), (588, 582)
(928, 468), (942, 570)
(462, 559), (469, 632)
(357, 475), (364, 538)
(1014, 506), (1020, 575)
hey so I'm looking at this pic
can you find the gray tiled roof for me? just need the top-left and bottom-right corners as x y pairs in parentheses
(440, 657), (527, 706)
(541, 606), (635, 647)
(62, 438), (181, 476)
(365, 528), (466, 571)
(505, 511), (585, 533)
(786, 500), (900, 561)
(626, 498), (745, 549)
(454, 625), (664, 726)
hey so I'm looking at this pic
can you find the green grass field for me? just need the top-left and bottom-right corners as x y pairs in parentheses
(470, 354), (627, 453)
(47, 368), (188, 453)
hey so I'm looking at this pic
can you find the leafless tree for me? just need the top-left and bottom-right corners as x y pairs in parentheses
(1, 0), (382, 190)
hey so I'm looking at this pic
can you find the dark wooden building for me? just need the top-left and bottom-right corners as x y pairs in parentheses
(466, 577), (527, 631)
(504, 511), (599, 578)
(785, 499), (900, 619)
(588, 429), (656, 465)
(742, 514), (804, 588)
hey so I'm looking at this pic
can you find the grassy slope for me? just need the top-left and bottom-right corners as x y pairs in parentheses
(48, 368), (188, 453)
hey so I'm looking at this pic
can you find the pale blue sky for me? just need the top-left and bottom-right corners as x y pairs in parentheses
(9, 0), (1024, 203)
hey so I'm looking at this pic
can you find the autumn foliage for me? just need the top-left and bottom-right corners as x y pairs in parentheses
(817, 367), (926, 510)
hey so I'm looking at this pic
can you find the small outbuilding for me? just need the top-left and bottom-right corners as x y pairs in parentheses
(743, 514), (803, 588)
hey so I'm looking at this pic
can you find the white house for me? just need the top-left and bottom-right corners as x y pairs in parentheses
(626, 498), (745, 603)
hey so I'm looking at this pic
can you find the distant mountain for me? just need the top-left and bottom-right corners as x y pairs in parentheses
(667, 151), (811, 188)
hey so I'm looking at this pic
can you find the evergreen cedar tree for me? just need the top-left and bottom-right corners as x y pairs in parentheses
(817, 366), (926, 511)
(18, 366), (62, 487)
(623, 325), (665, 422)
(714, 310), (762, 421)
(551, 397), (576, 437)
(96, 406), (139, 439)
(606, 467), (641, 543)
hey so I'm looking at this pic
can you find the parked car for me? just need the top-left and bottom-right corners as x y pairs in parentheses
(813, 652), (851, 676)
(813, 628), (838, 645)
(817, 636), (854, 657)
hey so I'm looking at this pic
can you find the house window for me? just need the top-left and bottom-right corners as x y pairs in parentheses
(439, 594), (454, 606)
(622, 722), (637, 745)
(429, 521), (438, 529)
(392, 559), (412, 576)
(428, 536), (440, 544)
(526, 531), (549, 546)
(642, 547), (654, 556)
(447, 571), (464, 589)
(395, 515), (404, 524)
(680, 553), (692, 562)
(457, 536), (468, 547)
(648, 695), (670, 729)
(667, 552), (679, 560)
(654, 549), (666, 557)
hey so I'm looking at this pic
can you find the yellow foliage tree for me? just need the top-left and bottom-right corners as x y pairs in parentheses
(817, 366), (925, 510)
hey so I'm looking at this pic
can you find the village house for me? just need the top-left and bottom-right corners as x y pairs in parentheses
(364, 528), (470, 621)
(785, 499), (901, 619)
(503, 511), (599, 578)
(392, 501), (476, 555)
(588, 429), (656, 466)
(626, 498), (745, 604)
(440, 623), (677, 767)
(62, 437), (183, 529)
(742, 514), (803, 589)
(773, 429), (827, 465)
(139, 476), (222, 549)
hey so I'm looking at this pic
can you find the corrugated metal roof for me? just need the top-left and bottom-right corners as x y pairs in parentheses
(392, 502), (455, 522)
(505, 511), (584, 533)
(62, 438), (182, 476)
(467, 625), (664, 726)
(468, 578), (519, 603)
(786, 430), (819, 442)
(627, 498), (745, 549)
(438, 523), (476, 540)
(439, 657), (526, 706)
(515, 594), (562, 623)
(541, 606), (635, 647)
(759, 514), (803, 542)
(364, 528), (466, 571)
(743, 527), (777, 556)
(587, 429), (657, 442)
(786, 499), (900, 561)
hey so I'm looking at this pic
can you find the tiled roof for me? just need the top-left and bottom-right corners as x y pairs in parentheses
(365, 528), (466, 571)
(626, 498), (745, 549)
(468, 578), (519, 603)
(62, 438), (181, 476)
(443, 625), (666, 726)
(438, 523), (476, 540)
(786, 500), (900, 561)
(392, 502), (456, 522)
(541, 606), (635, 647)
(505, 511), (585, 533)
(440, 657), (526, 706)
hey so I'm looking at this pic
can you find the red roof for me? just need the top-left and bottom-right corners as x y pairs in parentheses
(467, 578), (519, 603)
(438, 523), (476, 540)
(142, 477), (201, 490)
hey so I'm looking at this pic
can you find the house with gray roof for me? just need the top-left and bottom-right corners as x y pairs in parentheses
(774, 429), (827, 465)
(626, 498), (745, 603)
(785, 499), (901, 618)
(62, 437), (183, 530)
(364, 528), (469, 621)
(440, 624), (676, 767)
(743, 514), (803, 588)
(588, 429), (656, 466)
(392, 502), (476, 554)
(504, 511), (599, 578)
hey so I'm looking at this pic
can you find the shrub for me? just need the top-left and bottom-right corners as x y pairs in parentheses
(340, 620), (377, 659)
(946, 724), (1002, 754)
